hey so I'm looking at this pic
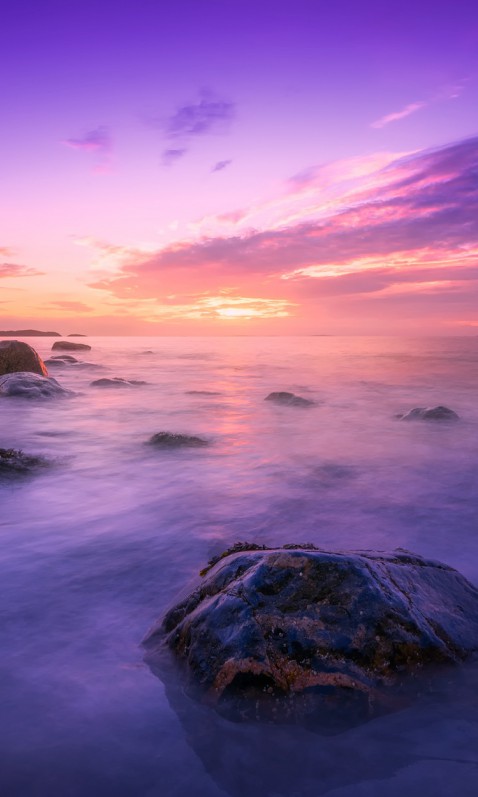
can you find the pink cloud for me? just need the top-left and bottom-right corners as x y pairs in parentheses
(88, 136), (478, 330)
(371, 101), (425, 129)
(0, 263), (43, 278)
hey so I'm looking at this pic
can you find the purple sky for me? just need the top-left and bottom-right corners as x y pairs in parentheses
(1, 0), (477, 333)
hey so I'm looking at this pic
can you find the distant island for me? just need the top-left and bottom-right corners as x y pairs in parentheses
(67, 334), (87, 337)
(0, 329), (61, 337)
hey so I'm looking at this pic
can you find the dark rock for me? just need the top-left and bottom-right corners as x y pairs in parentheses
(0, 340), (48, 377)
(0, 447), (48, 476)
(90, 377), (147, 387)
(144, 544), (478, 725)
(398, 406), (459, 421)
(186, 390), (222, 396)
(148, 432), (209, 448)
(51, 341), (91, 351)
(0, 372), (73, 399)
(265, 391), (314, 407)
(67, 334), (87, 337)
(45, 355), (80, 367)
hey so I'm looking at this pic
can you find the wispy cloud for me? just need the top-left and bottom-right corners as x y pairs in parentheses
(162, 148), (187, 166)
(211, 159), (232, 173)
(371, 81), (466, 129)
(371, 101), (425, 129)
(46, 300), (93, 312)
(63, 126), (113, 172)
(165, 91), (234, 139)
(153, 90), (234, 166)
(0, 262), (43, 278)
(88, 136), (478, 329)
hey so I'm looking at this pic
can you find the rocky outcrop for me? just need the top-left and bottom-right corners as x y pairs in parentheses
(0, 372), (73, 399)
(0, 447), (48, 476)
(148, 432), (209, 448)
(51, 341), (91, 351)
(0, 340), (48, 377)
(398, 406), (459, 421)
(0, 330), (61, 336)
(91, 378), (147, 387)
(265, 391), (314, 407)
(144, 544), (478, 724)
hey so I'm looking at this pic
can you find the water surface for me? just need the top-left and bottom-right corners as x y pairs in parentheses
(1, 336), (478, 796)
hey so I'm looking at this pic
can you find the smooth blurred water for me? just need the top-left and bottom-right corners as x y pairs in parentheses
(1, 335), (478, 796)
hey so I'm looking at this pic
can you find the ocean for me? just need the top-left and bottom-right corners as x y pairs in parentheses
(1, 335), (478, 796)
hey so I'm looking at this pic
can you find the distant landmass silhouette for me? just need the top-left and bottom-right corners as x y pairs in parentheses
(0, 329), (61, 337)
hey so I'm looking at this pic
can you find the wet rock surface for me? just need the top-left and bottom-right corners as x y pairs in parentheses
(91, 377), (147, 387)
(0, 447), (48, 476)
(51, 341), (91, 351)
(0, 372), (73, 399)
(148, 432), (209, 448)
(398, 406), (459, 421)
(144, 544), (478, 725)
(265, 391), (314, 407)
(47, 355), (80, 363)
(0, 340), (48, 377)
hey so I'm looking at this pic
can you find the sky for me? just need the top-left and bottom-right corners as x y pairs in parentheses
(1, 0), (478, 335)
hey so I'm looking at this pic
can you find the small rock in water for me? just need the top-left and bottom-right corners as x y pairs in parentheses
(148, 432), (209, 448)
(398, 405), (459, 421)
(0, 372), (73, 399)
(49, 355), (79, 363)
(0, 447), (48, 476)
(144, 544), (478, 727)
(185, 390), (222, 396)
(52, 341), (91, 351)
(0, 340), (48, 377)
(265, 391), (314, 407)
(91, 378), (147, 387)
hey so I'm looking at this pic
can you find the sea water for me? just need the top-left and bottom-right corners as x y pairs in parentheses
(1, 335), (478, 796)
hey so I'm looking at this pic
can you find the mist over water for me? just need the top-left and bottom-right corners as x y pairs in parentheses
(1, 335), (478, 796)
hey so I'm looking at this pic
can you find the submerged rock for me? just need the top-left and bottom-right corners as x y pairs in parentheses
(91, 377), (147, 388)
(144, 544), (478, 725)
(51, 341), (91, 351)
(265, 391), (314, 407)
(49, 355), (79, 363)
(398, 406), (459, 421)
(0, 372), (73, 399)
(185, 390), (222, 396)
(148, 432), (209, 448)
(0, 447), (48, 476)
(0, 339), (48, 377)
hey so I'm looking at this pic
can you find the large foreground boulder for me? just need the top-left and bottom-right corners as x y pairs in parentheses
(0, 339), (48, 377)
(0, 372), (73, 399)
(144, 544), (478, 725)
(52, 341), (91, 351)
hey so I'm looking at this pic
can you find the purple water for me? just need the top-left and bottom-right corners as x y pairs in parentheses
(1, 335), (478, 796)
